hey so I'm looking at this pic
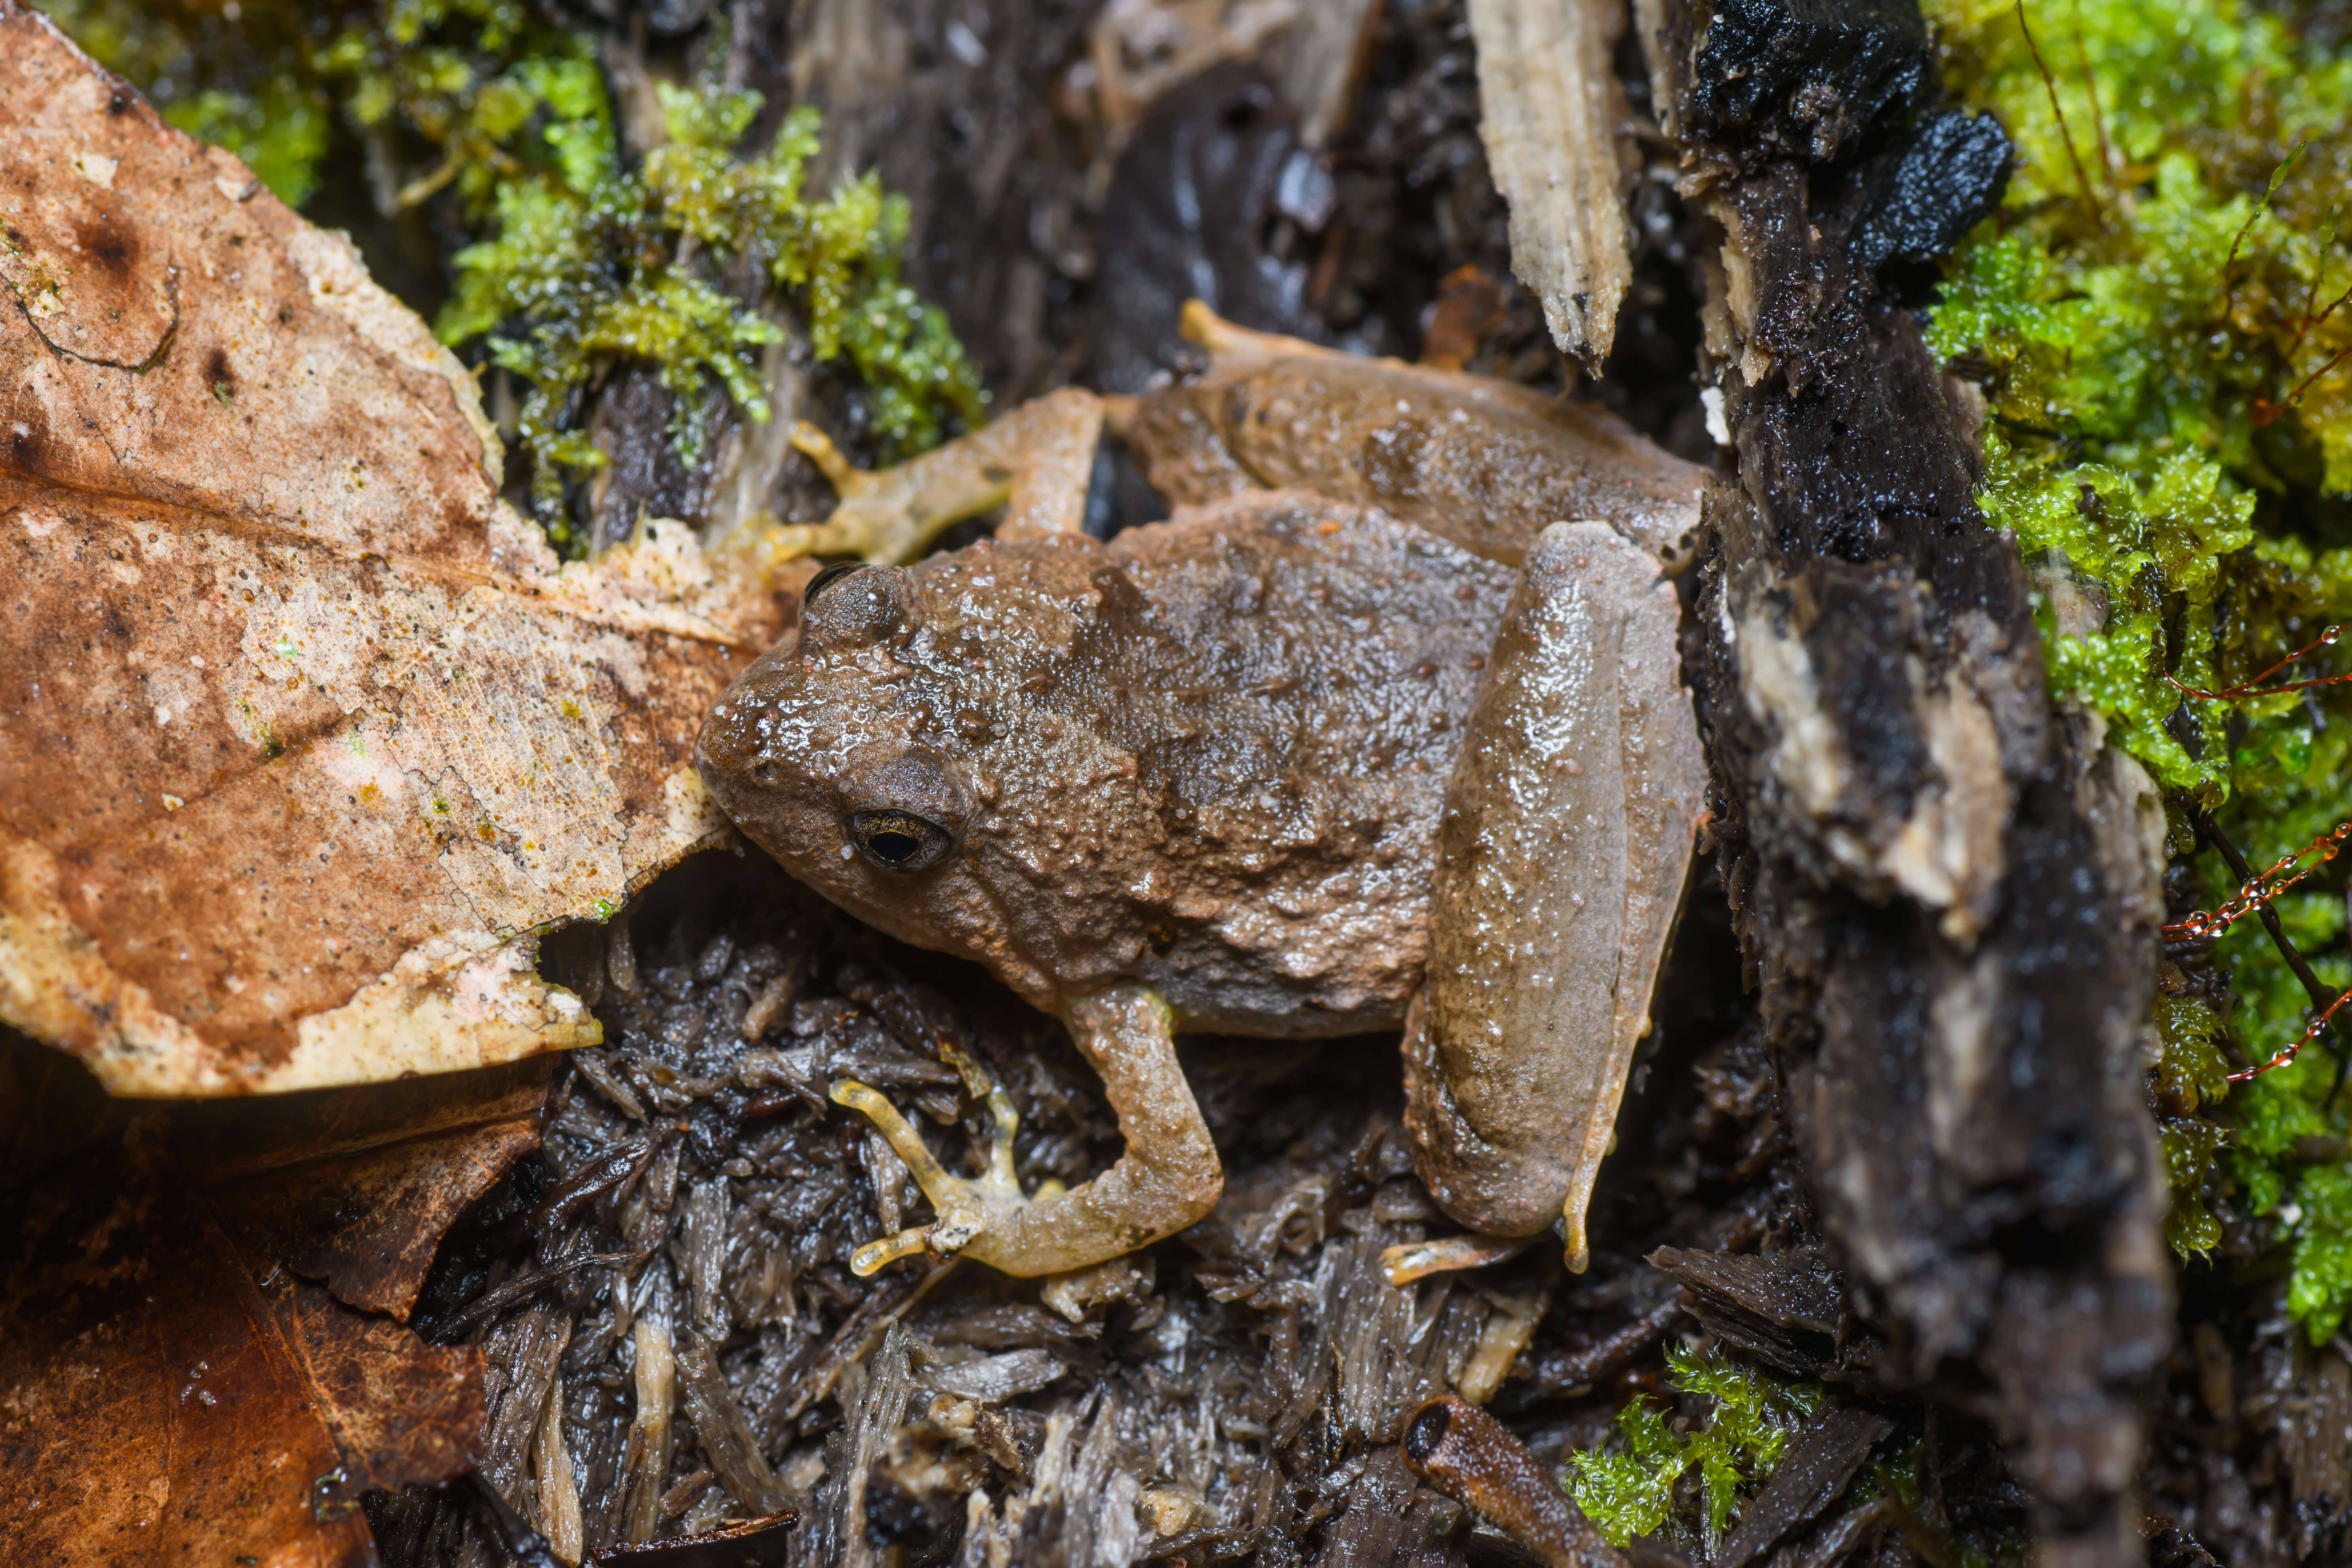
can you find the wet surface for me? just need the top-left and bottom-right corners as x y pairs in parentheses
(362, 845), (1817, 1566)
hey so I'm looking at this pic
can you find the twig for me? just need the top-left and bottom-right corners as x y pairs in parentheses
(2165, 622), (2350, 700)
(2218, 142), (2307, 327)
(2282, 208), (2349, 364)
(2017, 2), (2104, 229)
(2165, 818), (2352, 940)
(2069, 3), (2116, 187)
(2275, 343), (2352, 416)
(450, 1470), (568, 1568)
(439, 1248), (649, 1337)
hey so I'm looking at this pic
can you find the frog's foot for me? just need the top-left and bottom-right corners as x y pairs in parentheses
(1378, 1233), (1540, 1287)
(830, 1043), (1063, 1275)
(830, 986), (1222, 1279)
(776, 388), (1104, 567)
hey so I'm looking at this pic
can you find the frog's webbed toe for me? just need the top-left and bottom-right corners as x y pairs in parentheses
(775, 389), (1104, 567)
(830, 986), (1222, 1280)
(830, 1043), (1058, 1275)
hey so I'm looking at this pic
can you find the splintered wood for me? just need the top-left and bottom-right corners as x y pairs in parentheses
(1463, 0), (1637, 365)
(0, 3), (798, 1096)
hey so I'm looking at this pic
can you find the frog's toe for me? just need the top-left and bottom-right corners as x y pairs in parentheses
(1378, 1232), (1538, 1287)
(830, 1043), (1034, 1277)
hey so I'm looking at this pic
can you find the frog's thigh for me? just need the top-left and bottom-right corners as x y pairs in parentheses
(970, 986), (1224, 1277)
(1402, 521), (1706, 1271)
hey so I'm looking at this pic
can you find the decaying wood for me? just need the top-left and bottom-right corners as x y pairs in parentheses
(1648, 1244), (1879, 1384)
(1714, 1403), (1895, 1568)
(1464, 0), (1637, 365)
(1087, 0), (1381, 148)
(1403, 1393), (1629, 1568)
(1635, 1), (2171, 1564)
(0, 5), (797, 1097)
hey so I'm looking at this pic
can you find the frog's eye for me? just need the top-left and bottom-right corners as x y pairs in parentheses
(849, 808), (955, 872)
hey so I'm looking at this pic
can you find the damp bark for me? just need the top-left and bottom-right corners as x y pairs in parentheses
(1637, 0), (2174, 1564)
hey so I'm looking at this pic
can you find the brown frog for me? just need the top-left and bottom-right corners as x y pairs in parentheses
(698, 307), (1710, 1282)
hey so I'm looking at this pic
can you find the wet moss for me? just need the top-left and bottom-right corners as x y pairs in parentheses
(49, 3), (985, 558)
(1923, 0), (2352, 1335)
(40, 0), (582, 211)
(1562, 1344), (1826, 1549)
(434, 78), (986, 546)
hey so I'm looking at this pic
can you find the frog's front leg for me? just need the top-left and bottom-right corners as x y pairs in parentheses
(771, 387), (1104, 565)
(1399, 521), (1707, 1274)
(830, 984), (1222, 1278)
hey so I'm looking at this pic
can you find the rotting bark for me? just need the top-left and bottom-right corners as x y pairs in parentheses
(1637, 1), (2174, 1564)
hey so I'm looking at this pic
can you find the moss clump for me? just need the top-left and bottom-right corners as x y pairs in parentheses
(1563, 1344), (1827, 1548)
(41, 0), (585, 211)
(1921, 0), (2352, 1335)
(436, 77), (985, 548)
(49, 3), (987, 561)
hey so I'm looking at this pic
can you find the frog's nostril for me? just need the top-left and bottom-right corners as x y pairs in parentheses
(803, 561), (868, 604)
(751, 759), (780, 785)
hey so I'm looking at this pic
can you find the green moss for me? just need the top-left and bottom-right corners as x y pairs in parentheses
(1563, 1344), (1827, 1548)
(2154, 992), (2234, 1112)
(2288, 1164), (2352, 1340)
(1923, 0), (2352, 1333)
(42, 0), (585, 211)
(49, 3), (987, 560)
(436, 79), (986, 549)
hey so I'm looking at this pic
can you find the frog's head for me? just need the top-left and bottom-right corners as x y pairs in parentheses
(699, 561), (1045, 998)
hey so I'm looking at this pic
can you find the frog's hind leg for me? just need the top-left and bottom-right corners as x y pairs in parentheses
(764, 387), (1104, 565)
(1397, 520), (1707, 1275)
(830, 985), (1222, 1279)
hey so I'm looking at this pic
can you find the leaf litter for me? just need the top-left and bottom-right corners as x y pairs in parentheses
(0, 4), (2155, 1566)
(0, 0), (802, 1098)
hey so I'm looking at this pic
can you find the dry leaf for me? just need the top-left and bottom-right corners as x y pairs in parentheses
(0, 2), (797, 1097)
(185, 1056), (558, 1320)
(0, 1031), (560, 1561)
(0, 1123), (486, 1565)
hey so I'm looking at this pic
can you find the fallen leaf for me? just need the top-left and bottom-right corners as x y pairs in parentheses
(0, 1), (798, 1098)
(185, 1056), (558, 1320)
(0, 1122), (485, 1566)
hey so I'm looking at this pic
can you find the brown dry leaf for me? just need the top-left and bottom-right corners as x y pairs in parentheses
(0, 1123), (486, 1566)
(0, 1033), (557, 1562)
(0, 2), (798, 1097)
(183, 1055), (559, 1320)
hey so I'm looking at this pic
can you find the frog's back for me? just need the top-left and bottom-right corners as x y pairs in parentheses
(1015, 490), (1513, 1033)
(701, 489), (1516, 1037)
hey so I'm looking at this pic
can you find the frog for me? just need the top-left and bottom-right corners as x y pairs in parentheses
(697, 303), (1711, 1284)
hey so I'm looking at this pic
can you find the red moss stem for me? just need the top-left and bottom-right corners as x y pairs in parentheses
(2017, 3), (2105, 230)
